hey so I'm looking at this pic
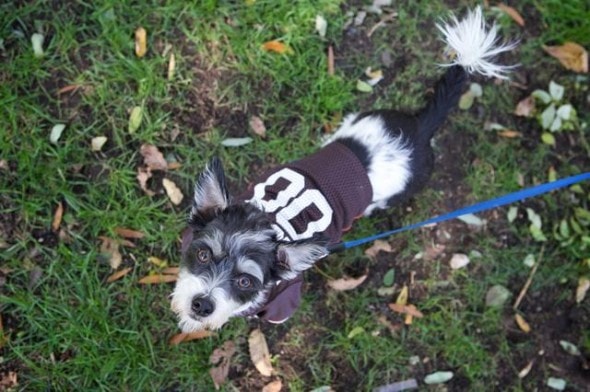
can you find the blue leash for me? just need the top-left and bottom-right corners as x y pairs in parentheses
(328, 172), (590, 253)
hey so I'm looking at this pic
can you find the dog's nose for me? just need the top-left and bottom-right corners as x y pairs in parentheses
(191, 297), (214, 317)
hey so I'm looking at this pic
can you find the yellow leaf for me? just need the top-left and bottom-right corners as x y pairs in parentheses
(396, 285), (408, 306)
(262, 40), (291, 54)
(497, 3), (525, 27)
(106, 267), (133, 283)
(168, 330), (215, 346)
(51, 201), (64, 232)
(128, 106), (143, 134)
(543, 42), (589, 73)
(248, 328), (273, 376)
(162, 178), (184, 205)
(138, 274), (177, 284)
(148, 256), (168, 268)
(135, 27), (147, 57)
(576, 277), (590, 303)
(515, 313), (531, 333)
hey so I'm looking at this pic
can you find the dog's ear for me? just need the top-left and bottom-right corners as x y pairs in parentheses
(275, 239), (329, 281)
(189, 157), (230, 228)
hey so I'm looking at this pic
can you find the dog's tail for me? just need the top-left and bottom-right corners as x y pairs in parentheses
(418, 7), (516, 138)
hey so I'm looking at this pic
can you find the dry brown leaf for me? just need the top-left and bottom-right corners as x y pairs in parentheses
(99, 236), (122, 269)
(161, 266), (180, 275)
(515, 313), (531, 333)
(497, 3), (525, 26)
(106, 267), (133, 283)
(514, 96), (535, 117)
(138, 274), (177, 284)
(135, 27), (147, 57)
(377, 315), (403, 335)
(169, 330), (215, 346)
(119, 239), (136, 248)
(249, 328), (273, 377)
(162, 178), (184, 205)
(395, 285), (408, 306)
(210, 341), (236, 390)
(498, 130), (522, 138)
(518, 360), (534, 378)
(140, 144), (168, 171)
(51, 201), (64, 232)
(576, 277), (589, 303)
(0, 371), (18, 389)
(364, 239), (392, 259)
(327, 274), (367, 291)
(262, 40), (291, 54)
(327, 45), (334, 76)
(423, 244), (446, 261)
(137, 167), (155, 196)
(543, 42), (589, 73)
(115, 227), (145, 239)
(167, 162), (182, 170)
(167, 52), (176, 80)
(388, 303), (424, 318)
(262, 380), (283, 392)
(57, 84), (82, 95)
(249, 115), (266, 138)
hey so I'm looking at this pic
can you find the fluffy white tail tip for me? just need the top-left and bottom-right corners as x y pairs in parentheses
(437, 7), (517, 79)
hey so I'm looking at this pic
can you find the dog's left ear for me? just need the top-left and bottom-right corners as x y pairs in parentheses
(275, 240), (329, 281)
(189, 157), (230, 228)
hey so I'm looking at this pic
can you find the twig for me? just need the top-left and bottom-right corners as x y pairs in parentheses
(513, 245), (545, 310)
(367, 12), (398, 38)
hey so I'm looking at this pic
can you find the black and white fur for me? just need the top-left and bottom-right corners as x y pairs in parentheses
(171, 7), (516, 332)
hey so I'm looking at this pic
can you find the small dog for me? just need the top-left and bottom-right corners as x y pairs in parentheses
(171, 7), (515, 331)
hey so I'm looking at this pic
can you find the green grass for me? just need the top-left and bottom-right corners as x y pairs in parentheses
(2, 0), (589, 390)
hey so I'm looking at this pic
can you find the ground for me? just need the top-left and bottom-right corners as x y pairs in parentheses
(1, 0), (589, 391)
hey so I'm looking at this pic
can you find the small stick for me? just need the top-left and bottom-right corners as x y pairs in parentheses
(327, 45), (334, 76)
(513, 245), (545, 310)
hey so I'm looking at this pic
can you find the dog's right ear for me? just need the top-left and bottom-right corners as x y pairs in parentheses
(189, 157), (230, 228)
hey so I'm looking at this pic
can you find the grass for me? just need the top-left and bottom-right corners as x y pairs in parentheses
(1, 0), (589, 390)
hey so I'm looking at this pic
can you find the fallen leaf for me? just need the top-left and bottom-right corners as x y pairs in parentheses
(262, 380), (283, 392)
(450, 253), (470, 269)
(458, 91), (475, 110)
(498, 130), (522, 138)
(546, 377), (567, 391)
(262, 40), (291, 54)
(543, 42), (589, 73)
(27, 266), (43, 290)
(167, 161), (182, 170)
(31, 33), (44, 57)
(51, 202), (63, 232)
(377, 315), (402, 335)
(388, 303), (424, 318)
(514, 96), (535, 117)
(518, 360), (534, 378)
(309, 387), (335, 392)
(373, 378), (418, 392)
(106, 267), (132, 283)
(0, 371), (18, 390)
(523, 254), (535, 268)
(327, 274), (367, 291)
(249, 115), (266, 138)
(549, 81), (565, 101)
(497, 4), (525, 26)
(365, 67), (384, 86)
(147, 256), (167, 268)
(99, 236), (122, 269)
(50, 124), (66, 144)
(457, 213), (484, 226)
(128, 106), (143, 134)
(162, 266), (180, 275)
(559, 340), (581, 356)
(140, 144), (168, 171)
(377, 286), (396, 296)
(485, 284), (511, 307)
(249, 328), (273, 377)
(91, 136), (108, 152)
(210, 341), (236, 390)
(347, 326), (365, 339)
(57, 84), (82, 95)
(168, 52), (176, 80)
(424, 371), (453, 384)
(169, 330), (215, 346)
(115, 227), (145, 239)
(469, 82), (483, 97)
(138, 274), (177, 284)
(422, 244), (446, 261)
(575, 277), (589, 303)
(135, 27), (147, 58)
(315, 15), (327, 38)
(515, 313), (531, 333)
(382, 268), (395, 287)
(364, 239), (392, 259)
(395, 285), (408, 305)
(541, 132), (556, 146)
(137, 167), (155, 196)
(221, 137), (253, 147)
(162, 178), (184, 205)
(356, 80), (373, 93)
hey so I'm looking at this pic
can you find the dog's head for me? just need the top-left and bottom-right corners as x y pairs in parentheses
(171, 158), (327, 331)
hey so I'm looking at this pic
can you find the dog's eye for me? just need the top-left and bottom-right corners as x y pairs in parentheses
(196, 248), (212, 263)
(236, 276), (252, 289)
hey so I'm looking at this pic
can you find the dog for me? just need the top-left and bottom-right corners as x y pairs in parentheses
(171, 7), (516, 332)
